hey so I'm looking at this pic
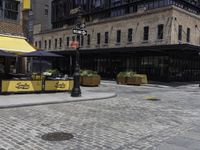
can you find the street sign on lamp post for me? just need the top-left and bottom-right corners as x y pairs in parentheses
(73, 29), (87, 36)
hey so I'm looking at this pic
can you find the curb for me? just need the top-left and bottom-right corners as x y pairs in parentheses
(101, 82), (170, 88)
(0, 92), (117, 109)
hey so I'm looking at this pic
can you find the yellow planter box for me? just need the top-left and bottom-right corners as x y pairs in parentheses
(127, 77), (142, 85)
(1, 80), (42, 93)
(117, 74), (148, 85)
(127, 74), (148, 85)
(81, 75), (101, 86)
(45, 80), (74, 92)
(133, 74), (148, 84)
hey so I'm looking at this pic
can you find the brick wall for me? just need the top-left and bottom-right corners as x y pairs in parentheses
(0, 21), (23, 36)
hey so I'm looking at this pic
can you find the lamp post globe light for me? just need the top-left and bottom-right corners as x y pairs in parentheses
(71, 7), (86, 97)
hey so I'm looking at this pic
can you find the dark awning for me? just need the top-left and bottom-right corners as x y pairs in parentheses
(21, 50), (63, 57)
(0, 49), (16, 57)
(54, 44), (200, 55)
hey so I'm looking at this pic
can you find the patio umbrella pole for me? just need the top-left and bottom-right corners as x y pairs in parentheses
(16, 56), (19, 74)
(39, 57), (42, 75)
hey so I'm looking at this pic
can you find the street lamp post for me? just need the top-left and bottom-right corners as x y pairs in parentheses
(71, 7), (86, 97)
(71, 40), (81, 97)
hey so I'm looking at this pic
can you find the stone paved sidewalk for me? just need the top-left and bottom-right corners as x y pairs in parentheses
(0, 87), (116, 108)
(0, 82), (200, 150)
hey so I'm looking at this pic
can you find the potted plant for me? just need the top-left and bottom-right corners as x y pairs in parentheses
(116, 72), (126, 84)
(117, 71), (148, 85)
(127, 74), (148, 85)
(116, 71), (136, 85)
(80, 70), (101, 86)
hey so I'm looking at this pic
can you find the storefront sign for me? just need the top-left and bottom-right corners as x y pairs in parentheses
(1, 80), (42, 93)
(45, 80), (74, 91)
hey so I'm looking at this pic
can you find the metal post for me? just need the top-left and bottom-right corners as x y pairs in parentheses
(71, 46), (81, 97)
(199, 52), (200, 87)
(71, 9), (82, 97)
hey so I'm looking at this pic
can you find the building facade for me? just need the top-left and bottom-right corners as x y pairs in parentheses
(24, 0), (52, 43)
(0, 0), (23, 35)
(31, 0), (52, 34)
(33, 0), (200, 81)
(0, 0), (32, 75)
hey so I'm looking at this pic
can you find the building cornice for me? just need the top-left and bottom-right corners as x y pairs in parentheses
(171, 5), (200, 20)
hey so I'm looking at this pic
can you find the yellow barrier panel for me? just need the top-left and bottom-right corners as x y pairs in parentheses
(23, 0), (31, 10)
(1, 80), (42, 93)
(45, 80), (74, 91)
(69, 80), (74, 91)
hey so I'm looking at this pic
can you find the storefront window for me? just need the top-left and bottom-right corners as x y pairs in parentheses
(93, 0), (104, 8)
(4, 0), (19, 20)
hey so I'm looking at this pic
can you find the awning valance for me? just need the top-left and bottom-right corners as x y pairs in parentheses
(0, 34), (36, 53)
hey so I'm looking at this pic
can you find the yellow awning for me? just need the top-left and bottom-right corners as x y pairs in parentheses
(0, 34), (36, 53)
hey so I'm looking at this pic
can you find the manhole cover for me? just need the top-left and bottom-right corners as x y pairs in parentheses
(41, 132), (74, 141)
(144, 96), (160, 101)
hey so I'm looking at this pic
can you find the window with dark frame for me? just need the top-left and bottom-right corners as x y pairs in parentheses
(4, 0), (19, 21)
(128, 28), (133, 42)
(178, 25), (182, 41)
(35, 41), (38, 48)
(97, 33), (101, 45)
(157, 24), (164, 40)
(39, 41), (42, 49)
(66, 37), (70, 47)
(87, 34), (90, 45)
(59, 38), (62, 48)
(116, 30), (121, 43)
(0, 1), (2, 18)
(55, 39), (57, 48)
(105, 32), (109, 44)
(0, 0), (2, 8)
(143, 26), (149, 41)
(49, 40), (51, 49)
(44, 4), (48, 16)
(44, 40), (47, 49)
(187, 27), (190, 43)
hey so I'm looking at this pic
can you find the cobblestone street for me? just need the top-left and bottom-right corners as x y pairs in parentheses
(0, 82), (200, 150)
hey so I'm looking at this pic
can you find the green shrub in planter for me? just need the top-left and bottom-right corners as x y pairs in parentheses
(127, 74), (148, 85)
(133, 74), (148, 84)
(80, 70), (98, 77)
(80, 70), (101, 86)
(43, 69), (60, 77)
(116, 71), (136, 84)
